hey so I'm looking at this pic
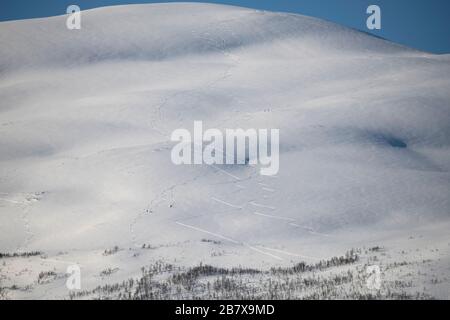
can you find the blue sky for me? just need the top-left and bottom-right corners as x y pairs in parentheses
(1, 0), (449, 53)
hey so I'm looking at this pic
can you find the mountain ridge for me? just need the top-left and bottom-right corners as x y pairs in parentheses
(0, 3), (421, 73)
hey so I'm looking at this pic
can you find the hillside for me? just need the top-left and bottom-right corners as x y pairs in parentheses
(0, 3), (449, 299)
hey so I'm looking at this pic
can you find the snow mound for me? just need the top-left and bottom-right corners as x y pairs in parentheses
(0, 3), (449, 292)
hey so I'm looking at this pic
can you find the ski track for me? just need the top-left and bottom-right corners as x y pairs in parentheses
(128, 16), (301, 260)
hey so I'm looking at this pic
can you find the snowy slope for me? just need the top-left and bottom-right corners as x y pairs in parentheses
(0, 3), (449, 299)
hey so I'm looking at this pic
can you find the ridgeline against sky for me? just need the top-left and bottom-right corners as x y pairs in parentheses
(0, 0), (449, 54)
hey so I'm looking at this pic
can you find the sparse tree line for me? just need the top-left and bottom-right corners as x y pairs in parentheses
(0, 251), (42, 259)
(67, 248), (431, 300)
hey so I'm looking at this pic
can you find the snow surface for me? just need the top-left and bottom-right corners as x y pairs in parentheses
(0, 3), (449, 299)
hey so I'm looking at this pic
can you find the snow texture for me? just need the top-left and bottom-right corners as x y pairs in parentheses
(0, 3), (449, 299)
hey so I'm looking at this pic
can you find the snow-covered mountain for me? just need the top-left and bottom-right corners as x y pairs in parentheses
(0, 3), (449, 299)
